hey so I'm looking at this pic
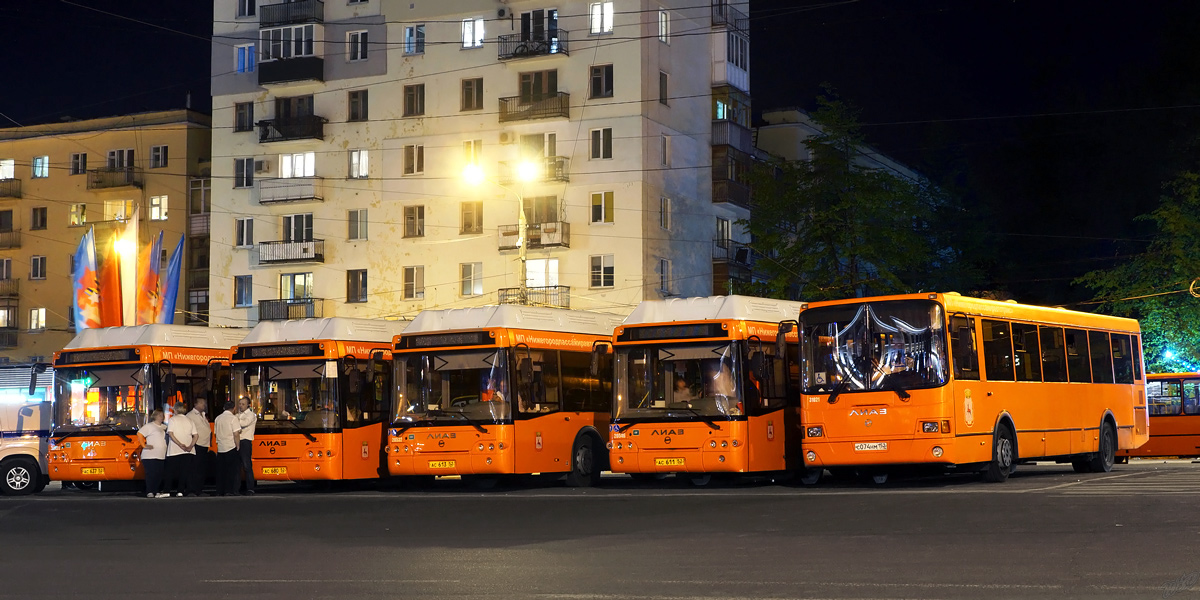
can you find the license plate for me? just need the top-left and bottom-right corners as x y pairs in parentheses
(428, 460), (456, 469)
(262, 467), (287, 475)
(854, 442), (888, 452)
(81, 467), (104, 475)
(655, 458), (685, 467)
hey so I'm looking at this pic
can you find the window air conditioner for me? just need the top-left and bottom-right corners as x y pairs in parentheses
(254, 160), (271, 173)
(499, 131), (516, 144)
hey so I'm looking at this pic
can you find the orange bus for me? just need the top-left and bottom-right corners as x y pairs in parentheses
(389, 306), (623, 486)
(1118, 373), (1200, 458)
(231, 318), (407, 482)
(47, 325), (248, 488)
(798, 293), (1149, 483)
(607, 296), (805, 484)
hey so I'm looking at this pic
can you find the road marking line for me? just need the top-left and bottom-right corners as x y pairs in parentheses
(204, 579), (457, 584)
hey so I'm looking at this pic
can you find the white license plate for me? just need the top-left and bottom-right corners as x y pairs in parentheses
(854, 442), (888, 452)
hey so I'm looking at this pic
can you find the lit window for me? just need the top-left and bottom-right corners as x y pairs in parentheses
(29, 308), (46, 331)
(348, 149), (368, 179)
(279, 152), (315, 178)
(0, 159), (14, 179)
(590, 191), (614, 224)
(235, 44), (256, 73)
(658, 9), (669, 43)
(31, 156), (49, 178)
(462, 18), (484, 48)
(150, 196), (168, 221)
(70, 204), (87, 226)
(589, 1), (614, 34)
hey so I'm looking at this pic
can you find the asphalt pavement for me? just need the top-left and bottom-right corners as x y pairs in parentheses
(2, 460), (1200, 600)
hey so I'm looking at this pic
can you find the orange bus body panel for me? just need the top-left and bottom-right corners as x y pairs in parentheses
(1119, 373), (1199, 458)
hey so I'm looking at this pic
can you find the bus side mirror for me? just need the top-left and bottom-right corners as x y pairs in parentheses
(518, 358), (533, 383)
(748, 351), (766, 382)
(775, 322), (794, 361)
(348, 368), (363, 394)
(28, 363), (47, 397)
(163, 373), (178, 398)
(590, 345), (606, 377)
(366, 356), (378, 382)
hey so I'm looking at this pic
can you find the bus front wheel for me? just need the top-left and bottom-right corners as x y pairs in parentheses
(983, 425), (1015, 483)
(565, 435), (601, 487)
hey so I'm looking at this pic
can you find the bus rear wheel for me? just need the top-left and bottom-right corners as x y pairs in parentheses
(983, 425), (1015, 483)
(1088, 422), (1116, 473)
(565, 435), (601, 487)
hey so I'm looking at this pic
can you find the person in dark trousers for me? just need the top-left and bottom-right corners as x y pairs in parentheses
(213, 400), (242, 496)
(236, 396), (257, 495)
(138, 410), (168, 498)
(166, 401), (198, 497)
(185, 399), (211, 496)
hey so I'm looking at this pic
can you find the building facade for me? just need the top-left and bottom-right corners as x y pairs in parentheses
(0, 110), (213, 362)
(209, 0), (752, 325)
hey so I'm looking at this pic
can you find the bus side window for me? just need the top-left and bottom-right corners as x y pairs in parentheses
(981, 320), (1014, 382)
(1064, 329), (1092, 383)
(1011, 323), (1042, 382)
(949, 317), (978, 381)
(1184, 381), (1200, 415)
(1088, 331), (1115, 384)
(521, 351), (560, 415)
(1132, 335), (1143, 381)
(1039, 327), (1067, 383)
(1110, 334), (1134, 384)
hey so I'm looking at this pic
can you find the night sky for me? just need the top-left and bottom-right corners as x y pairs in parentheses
(4, 1), (1197, 305)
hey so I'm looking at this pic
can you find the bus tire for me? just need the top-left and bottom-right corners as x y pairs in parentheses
(629, 473), (664, 484)
(565, 434), (602, 487)
(1088, 422), (1116, 473)
(1071, 460), (1090, 473)
(983, 425), (1016, 483)
(0, 458), (39, 496)
(798, 468), (822, 485)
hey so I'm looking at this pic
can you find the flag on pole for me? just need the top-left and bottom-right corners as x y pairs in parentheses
(157, 235), (184, 324)
(136, 230), (164, 325)
(118, 205), (139, 326)
(71, 228), (101, 330)
(96, 232), (123, 327)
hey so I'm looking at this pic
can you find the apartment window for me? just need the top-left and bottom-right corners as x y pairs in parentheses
(261, 24), (315, 61)
(31, 256), (47, 280)
(405, 24), (425, 54)
(29, 308), (46, 331)
(107, 149), (134, 168)
(282, 213), (314, 242)
(70, 203), (87, 226)
(461, 201), (483, 234)
(519, 70), (558, 104)
(32, 156), (49, 178)
(404, 84), (425, 116)
(462, 18), (484, 48)
(589, 65), (613, 98)
(234, 102), (254, 131)
(0, 258), (10, 280)
(590, 255), (614, 288)
(234, 275), (253, 307)
(234, 158), (254, 188)
(660, 134), (671, 166)
(658, 9), (670, 43)
(460, 263), (483, 297)
(348, 149), (369, 178)
(659, 72), (669, 106)
(404, 206), (425, 238)
(403, 145), (424, 175)
(403, 266), (425, 299)
(70, 153), (87, 175)
(0, 305), (12, 328)
(348, 0), (366, 3)
(348, 209), (368, 240)
(589, 1), (614, 34)
(659, 258), (671, 292)
(0, 159), (13, 179)
(0, 211), (10, 234)
(590, 128), (613, 159)
(461, 78), (484, 111)
(348, 30), (369, 62)
(235, 218), (254, 247)
(346, 270), (368, 303)
(150, 196), (168, 221)
(281, 273), (314, 301)
(716, 217), (731, 243)
(150, 145), (169, 169)
(188, 290), (209, 324)
(463, 140), (483, 164)
(280, 151), (315, 178)
(348, 90), (368, 121)
(27, 207), (47, 231)
(104, 200), (133, 222)
(235, 44), (256, 73)
(590, 191), (614, 224)
(659, 197), (670, 230)
(237, 0), (255, 17)
(728, 32), (749, 70)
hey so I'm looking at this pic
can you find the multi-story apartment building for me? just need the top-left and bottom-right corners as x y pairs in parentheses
(209, 0), (752, 324)
(0, 110), (213, 362)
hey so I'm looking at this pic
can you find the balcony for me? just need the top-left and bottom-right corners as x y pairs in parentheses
(712, 239), (753, 269)
(497, 30), (569, 60)
(0, 279), (18, 298)
(0, 329), (16, 349)
(712, 178), (751, 208)
(258, 239), (325, 264)
(498, 285), (571, 309)
(0, 230), (19, 250)
(87, 167), (142, 190)
(258, 115), (325, 143)
(257, 177), (323, 204)
(498, 221), (570, 251)
(0, 179), (20, 198)
(711, 1), (748, 33)
(186, 269), (209, 291)
(260, 0), (323, 27)
(498, 156), (570, 184)
(259, 298), (324, 321)
(188, 213), (210, 236)
(259, 56), (324, 86)
(712, 120), (754, 154)
(499, 92), (570, 123)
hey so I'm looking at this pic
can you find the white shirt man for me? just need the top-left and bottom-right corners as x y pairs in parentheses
(186, 403), (211, 451)
(236, 397), (257, 494)
(213, 401), (243, 496)
(165, 403), (198, 496)
(214, 407), (242, 454)
(166, 411), (197, 458)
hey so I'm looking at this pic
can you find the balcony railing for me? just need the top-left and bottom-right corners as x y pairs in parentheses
(259, 56), (324, 85)
(498, 156), (570, 184)
(498, 285), (571, 309)
(712, 178), (751, 208)
(712, 120), (754, 153)
(259, 298), (324, 321)
(497, 30), (569, 60)
(712, 239), (753, 268)
(260, 0), (323, 27)
(189, 213), (211, 236)
(499, 92), (570, 123)
(0, 230), (19, 250)
(258, 115), (325, 143)
(257, 239), (325, 264)
(711, 1), (748, 33)
(186, 269), (209, 291)
(498, 221), (570, 251)
(0, 329), (16, 349)
(257, 177), (323, 204)
(87, 167), (142, 190)
(0, 179), (20, 198)
(0, 279), (18, 298)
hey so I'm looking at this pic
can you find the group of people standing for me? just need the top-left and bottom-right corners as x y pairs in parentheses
(136, 397), (258, 498)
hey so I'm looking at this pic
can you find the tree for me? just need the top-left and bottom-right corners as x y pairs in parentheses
(743, 93), (953, 301)
(1077, 171), (1200, 372)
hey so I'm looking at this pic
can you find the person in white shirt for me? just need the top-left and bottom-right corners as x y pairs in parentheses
(185, 399), (212, 496)
(166, 401), (198, 497)
(213, 400), (242, 496)
(236, 397), (257, 495)
(138, 410), (168, 498)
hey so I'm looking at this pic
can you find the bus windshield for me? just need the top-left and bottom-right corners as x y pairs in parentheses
(53, 364), (153, 431)
(233, 361), (340, 430)
(614, 342), (742, 421)
(801, 300), (949, 395)
(394, 349), (511, 425)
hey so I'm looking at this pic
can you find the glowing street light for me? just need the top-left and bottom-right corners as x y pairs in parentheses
(462, 161), (541, 305)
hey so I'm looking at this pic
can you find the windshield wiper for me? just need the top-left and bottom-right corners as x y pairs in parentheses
(827, 379), (850, 404)
(278, 417), (318, 442)
(443, 411), (488, 434)
(672, 406), (723, 430)
(883, 375), (912, 401)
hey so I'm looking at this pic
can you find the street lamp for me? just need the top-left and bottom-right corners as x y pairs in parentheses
(463, 161), (539, 305)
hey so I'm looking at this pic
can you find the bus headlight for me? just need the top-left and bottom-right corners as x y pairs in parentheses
(709, 440), (717, 448)
(806, 450), (817, 462)
(922, 422), (940, 433)
(806, 427), (824, 438)
(478, 443), (485, 451)
(932, 446), (944, 458)
(308, 451), (314, 458)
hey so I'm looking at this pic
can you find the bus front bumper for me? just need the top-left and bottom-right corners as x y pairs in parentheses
(803, 437), (959, 468)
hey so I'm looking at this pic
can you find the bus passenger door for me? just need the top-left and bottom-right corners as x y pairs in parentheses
(746, 345), (787, 472)
(339, 357), (388, 480)
(514, 350), (573, 474)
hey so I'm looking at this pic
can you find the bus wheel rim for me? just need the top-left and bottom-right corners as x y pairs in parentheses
(575, 443), (593, 475)
(999, 437), (1012, 469)
(6, 466), (30, 490)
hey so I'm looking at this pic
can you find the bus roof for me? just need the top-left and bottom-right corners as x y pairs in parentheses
(239, 317), (409, 345)
(624, 295), (806, 326)
(63, 325), (249, 350)
(804, 293), (1141, 332)
(404, 305), (624, 337)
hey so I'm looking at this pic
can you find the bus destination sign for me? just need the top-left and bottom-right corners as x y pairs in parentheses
(617, 323), (727, 342)
(397, 331), (492, 350)
(58, 348), (140, 365)
(236, 343), (323, 360)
